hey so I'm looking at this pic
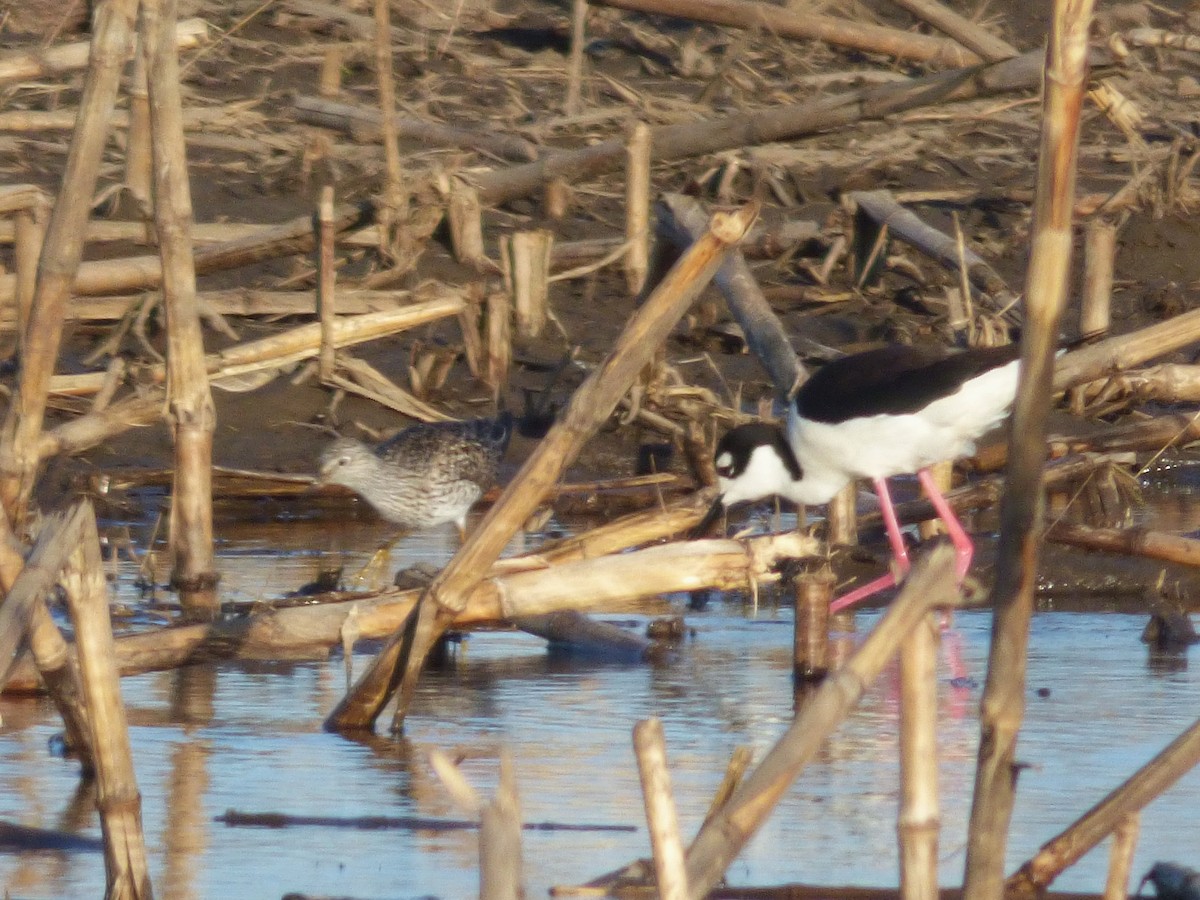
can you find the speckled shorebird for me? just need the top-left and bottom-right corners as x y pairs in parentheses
(319, 411), (513, 540)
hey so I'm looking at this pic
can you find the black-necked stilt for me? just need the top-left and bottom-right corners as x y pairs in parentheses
(706, 343), (1023, 610)
(319, 412), (513, 538)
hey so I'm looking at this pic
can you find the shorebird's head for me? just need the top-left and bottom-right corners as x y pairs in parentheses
(317, 436), (377, 491)
(692, 422), (804, 537)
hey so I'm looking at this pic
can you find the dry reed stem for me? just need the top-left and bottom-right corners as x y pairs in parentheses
(793, 568), (833, 682)
(565, 0), (587, 116)
(0, 0), (140, 523)
(1045, 521), (1200, 566)
(1080, 219), (1116, 338)
(634, 718), (690, 900)
(322, 203), (757, 731)
(480, 751), (524, 900)
(1102, 813), (1141, 900)
(317, 185), (337, 382)
(682, 546), (959, 898)
(1053, 306), (1200, 392)
(885, 0), (1016, 61)
(124, 43), (152, 219)
(144, 0), (219, 619)
(1004, 720), (1200, 900)
(624, 121), (651, 296)
(898, 613), (940, 900)
(64, 504), (153, 898)
(962, 1), (1095, 896)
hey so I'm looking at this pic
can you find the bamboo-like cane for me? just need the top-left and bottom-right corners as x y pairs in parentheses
(898, 613), (940, 900)
(319, 45), (342, 97)
(634, 718), (690, 900)
(373, 0), (406, 254)
(826, 482), (859, 548)
(625, 121), (652, 296)
(143, 0), (219, 620)
(124, 41), (152, 219)
(324, 200), (759, 733)
(12, 201), (46, 352)
(961, 2), (1095, 897)
(480, 751), (524, 900)
(1080, 219), (1116, 339)
(683, 546), (959, 899)
(485, 289), (512, 396)
(503, 230), (554, 338)
(63, 503), (153, 898)
(565, 0), (587, 115)
(1005, 720), (1200, 900)
(317, 185), (337, 382)
(1102, 813), (1141, 900)
(0, 0), (139, 523)
(793, 567), (833, 684)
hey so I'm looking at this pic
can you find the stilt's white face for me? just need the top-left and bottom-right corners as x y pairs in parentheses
(717, 444), (799, 507)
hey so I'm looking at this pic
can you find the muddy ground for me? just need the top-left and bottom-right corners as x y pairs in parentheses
(1, 0), (1200, 594)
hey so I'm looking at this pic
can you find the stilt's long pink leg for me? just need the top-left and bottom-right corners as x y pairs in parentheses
(916, 468), (974, 580)
(830, 477), (910, 613)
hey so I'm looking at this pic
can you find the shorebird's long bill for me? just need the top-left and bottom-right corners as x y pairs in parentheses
(690, 496), (725, 539)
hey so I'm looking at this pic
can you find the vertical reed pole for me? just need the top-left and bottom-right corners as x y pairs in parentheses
(625, 121), (652, 295)
(0, 0), (138, 523)
(826, 481), (858, 546)
(503, 231), (553, 339)
(142, 0), (219, 619)
(480, 750), (523, 900)
(373, 0), (408, 262)
(898, 613), (940, 900)
(793, 567), (832, 685)
(565, 0), (587, 115)
(64, 503), (153, 899)
(124, 41), (152, 220)
(447, 180), (485, 269)
(634, 718), (690, 900)
(484, 289), (512, 400)
(962, 1), (1094, 896)
(13, 197), (47, 351)
(317, 184), (337, 382)
(1102, 813), (1140, 900)
(1080, 218), (1116, 339)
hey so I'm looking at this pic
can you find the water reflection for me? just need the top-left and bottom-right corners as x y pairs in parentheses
(0, 506), (1198, 898)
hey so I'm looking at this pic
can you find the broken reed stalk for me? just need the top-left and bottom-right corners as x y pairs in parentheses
(12, 200), (46, 348)
(625, 121), (651, 295)
(480, 751), (523, 900)
(373, 0), (407, 255)
(484, 289), (512, 396)
(143, 0), (219, 620)
(792, 568), (832, 684)
(324, 199), (759, 734)
(681, 546), (959, 899)
(317, 184), (336, 382)
(1052, 305), (1200, 392)
(1005, 719), (1200, 900)
(1102, 813), (1140, 900)
(503, 230), (553, 338)
(1045, 521), (1200, 566)
(0, 0), (139, 523)
(826, 483), (859, 548)
(1080, 219), (1116, 339)
(565, 0), (587, 115)
(446, 180), (486, 268)
(885, 0), (1017, 60)
(124, 42), (152, 219)
(634, 718), (690, 900)
(0, 505), (94, 768)
(63, 502), (153, 898)
(898, 613), (940, 900)
(961, 2), (1095, 898)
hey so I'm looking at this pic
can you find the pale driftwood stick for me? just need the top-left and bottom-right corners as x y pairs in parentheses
(899, 613), (940, 900)
(660, 194), (803, 402)
(0, 102), (264, 134)
(0, 203), (374, 305)
(682, 547), (960, 899)
(1006, 721), (1200, 900)
(325, 201), (760, 734)
(39, 393), (162, 460)
(294, 95), (540, 163)
(446, 180), (487, 269)
(505, 231), (553, 339)
(625, 122), (651, 296)
(63, 504), (152, 898)
(634, 718), (690, 900)
(5, 530), (818, 695)
(145, 0), (218, 619)
(0, 0), (139, 524)
(885, 0), (1016, 60)
(480, 751), (524, 900)
(1080, 219), (1116, 338)
(848, 190), (1014, 308)
(484, 290), (512, 397)
(0, 506), (93, 768)
(471, 49), (1101, 209)
(0, 218), (365, 247)
(963, 3), (1095, 898)
(793, 568), (832, 684)
(1103, 813), (1141, 900)
(0, 17), (206, 83)
(124, 41), (152, 219)
(1053, 306), (1200, 392)
(317, 186), (336, 382)
(565, 0), (587, 115)
(594, 0), (978, 65)
(1045, 521), (1200, 566)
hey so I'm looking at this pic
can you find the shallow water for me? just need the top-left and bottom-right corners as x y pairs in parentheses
(1, 492), (1198, 899)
